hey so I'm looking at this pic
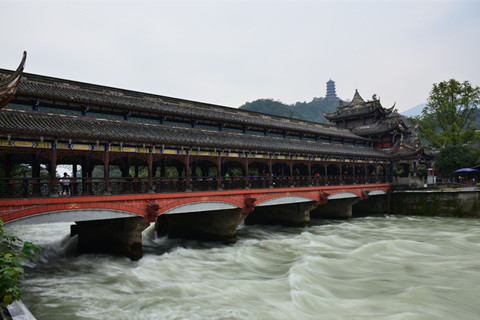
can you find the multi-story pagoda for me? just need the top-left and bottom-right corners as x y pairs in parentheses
(325, 79), (338, 100)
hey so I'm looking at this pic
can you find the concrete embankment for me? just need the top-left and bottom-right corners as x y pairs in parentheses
(389, 187), (480, 218)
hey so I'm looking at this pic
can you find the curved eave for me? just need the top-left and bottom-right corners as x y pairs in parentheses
(5, 71), (371, 143)
(352, 117), (403, 136)
(0, 51), (26, 107)
(0, 110), (390, 159)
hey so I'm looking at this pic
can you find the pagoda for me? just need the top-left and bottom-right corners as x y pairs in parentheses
(324, 90), (433, 160)
(325, 79), (338, 100)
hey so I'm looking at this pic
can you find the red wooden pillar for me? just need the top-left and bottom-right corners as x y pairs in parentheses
(364, 163), (368, 183)
(268, 155), (273, 187)
(49, 141), (57, 196)
(289, 157), (294, 187)
(339, 161), (343, 185)
(147, 148), (153, 192)
(103, 143), (110, 194)
(307, 157), (312, 186)
(185, 150), (191, 191)
(244, 153), (249, 189)
(352, 160), (356, 184)
(324, 160), (328, 185)
(217, 153), (222, 190)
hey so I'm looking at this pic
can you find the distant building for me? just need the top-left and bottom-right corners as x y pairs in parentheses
(325, 79), (338, 100)
(323, 89), (436, 162)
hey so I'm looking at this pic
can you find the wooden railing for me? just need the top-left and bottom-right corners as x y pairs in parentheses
(0, 175), (391, 198)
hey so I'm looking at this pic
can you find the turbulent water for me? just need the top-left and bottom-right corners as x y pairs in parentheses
(5, 215), (480, 320)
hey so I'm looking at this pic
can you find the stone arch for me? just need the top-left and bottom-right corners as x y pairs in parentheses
(255, 195), (317, 207)
(328, 191), (359, 200)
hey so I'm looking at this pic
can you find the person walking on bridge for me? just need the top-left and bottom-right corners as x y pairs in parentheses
(60, 172), (71, 196)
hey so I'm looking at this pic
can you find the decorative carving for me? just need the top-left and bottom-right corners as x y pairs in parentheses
(361, 189), (370, 200)
(145, 200), (160, 222)
(243, 196), (256, 213)
(318, 191), (329, 205)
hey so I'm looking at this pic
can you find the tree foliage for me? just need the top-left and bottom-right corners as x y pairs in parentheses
(0, 219), (40, 306)
(409, 79), (480, 148)
(434, 144), (479, 177)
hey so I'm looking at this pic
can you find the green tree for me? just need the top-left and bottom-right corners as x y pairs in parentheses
(0, 219), (40, 305)
(434, 144), (479, 177)
(409, 79), (480, 148)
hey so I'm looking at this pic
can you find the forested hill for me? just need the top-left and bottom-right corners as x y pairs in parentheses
(239, 98), (341, 124)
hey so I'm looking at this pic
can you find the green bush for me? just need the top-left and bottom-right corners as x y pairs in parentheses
(0, 219), (40, 305)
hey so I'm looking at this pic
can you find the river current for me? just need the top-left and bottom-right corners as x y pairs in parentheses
(5, 215), (480, 320)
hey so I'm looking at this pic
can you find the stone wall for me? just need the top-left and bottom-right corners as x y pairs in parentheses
(389, 189), (480, 218)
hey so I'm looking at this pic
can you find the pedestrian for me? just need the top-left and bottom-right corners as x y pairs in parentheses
(60, 172), (71, 195)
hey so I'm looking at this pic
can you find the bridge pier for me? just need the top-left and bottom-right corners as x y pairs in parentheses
(311, 198), (359, 219)
(244, 201), (317, 227)
(352, 194), (389, 216)
(156, 208), (248, 243)
(73, 216), (149, 260)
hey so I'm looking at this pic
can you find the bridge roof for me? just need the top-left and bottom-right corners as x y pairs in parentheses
(0, 109), (389, 158)
(0, 69), (368, 142)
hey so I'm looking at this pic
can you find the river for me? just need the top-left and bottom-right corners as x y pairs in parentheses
(5, 215), (480, 320)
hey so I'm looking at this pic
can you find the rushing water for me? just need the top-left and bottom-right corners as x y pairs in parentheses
(5, 215), (480, 320)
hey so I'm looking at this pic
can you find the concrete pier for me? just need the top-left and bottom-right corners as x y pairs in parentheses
(156, 208), (248, 243)
(244, 201), (317, 227)
(74, 216), (149, 260)
(311, 198), (359, 219)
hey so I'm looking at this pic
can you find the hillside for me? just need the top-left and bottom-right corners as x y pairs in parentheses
(239, 97), (340, 124)
(240, 98), (480, 130)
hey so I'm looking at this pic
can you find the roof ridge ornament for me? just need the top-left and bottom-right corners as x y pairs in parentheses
(0, 51), (27, 109)
(350, 89), (365, 105)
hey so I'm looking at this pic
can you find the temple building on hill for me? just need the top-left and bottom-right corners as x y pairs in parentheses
(324, 89), (437, 175)
(325, 79), (338, 100)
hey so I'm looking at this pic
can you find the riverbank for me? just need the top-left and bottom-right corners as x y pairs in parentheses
(1, 301), (36, 320)
(390, 187), (480, 218)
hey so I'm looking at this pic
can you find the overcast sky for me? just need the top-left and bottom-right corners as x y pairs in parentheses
(2, 0), (479, 112)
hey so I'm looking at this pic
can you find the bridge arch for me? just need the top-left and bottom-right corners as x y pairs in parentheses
(3, 201), (145, 226)
(368, 189), (387, 196)
(255, 195), (317, 207)
(5, 208), (141, 226)
(161, 201), (242, 215)
(327, 191), (359, 200)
